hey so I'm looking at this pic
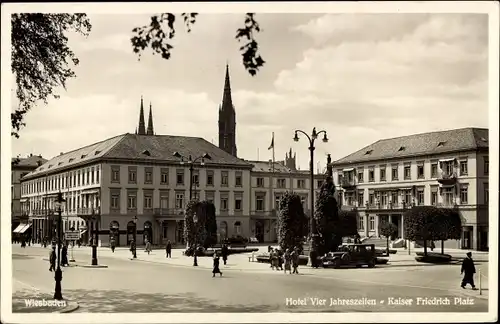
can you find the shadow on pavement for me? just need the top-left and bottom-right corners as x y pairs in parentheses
(64, 289), (280, 312)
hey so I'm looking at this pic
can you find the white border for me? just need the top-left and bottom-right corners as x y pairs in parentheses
(1, 1), (498, 323)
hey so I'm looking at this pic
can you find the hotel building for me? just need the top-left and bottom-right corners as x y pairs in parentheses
(331, 127), (489, 251)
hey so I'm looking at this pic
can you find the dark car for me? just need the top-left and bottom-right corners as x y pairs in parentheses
(321, 243), (376, 269)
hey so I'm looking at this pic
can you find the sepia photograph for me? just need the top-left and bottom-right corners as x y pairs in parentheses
(1, 1), (498, 323)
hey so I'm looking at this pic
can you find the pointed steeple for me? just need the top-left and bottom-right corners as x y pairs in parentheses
(221, 63), (233, 110)
(137, 96), (146, 135)
(147, 102), (154, 135)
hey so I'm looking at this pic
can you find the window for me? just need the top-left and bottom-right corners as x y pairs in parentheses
(404, 165), (411, 180)
(162, 223), (168, 239)
(221, 171), (229, 186)
(235, 198), (242, 211)
(77, 171), (81, 186)
(357, 171), (364, 183)
(391, 166), (398, 181)
(277, 179), (286, 188)
(417, 189), (425, 205)
(381, 192), (388, 206)
(144, 194), (153, 209)
(127, 194), (137, 209)
(431, 163), (438, 178)
(316, 180), (323, 188)
(220, 198), (228, 210)
(176, 170), (184, 185)
(391, 192), (398, 206)
(297, 179), (305, 189)
(460, 160), (468, 176)
(160, 194), (169, 209)
(206, 170), (214, 186)
(234, 221), (241, 235)
(358, 215), (364, 230)
(368, 169), (375, 182)
(442, 187), (454, 206)
(145, 168), (153, 184)
(484, 183), (489, 204)
(484, 158), (489, 175)
(380, 166), (386, 182)
(128, 167), (137, 183)
(235, 173), (242, 187)
(275, 195), (282, 209)
(111, 194), (120, 209)
(460, 186), (468, 204)
(256, 178), (264, 187)
(368, 193), (374, 205)
(160, 168), (169, 184)
(256, 195), (265, 211)
(417, 163), (424, 179)
(192, 173), (199, 186)
(431, 189), (438, 206)
(369, 216), (375, 231)
(96, 167), (100, 184)
(86, 169), (90, 185)
(337, 173), (343, 185)
(175, 193), (184, 209)
(358, 192), (364, 207)
(404, 190), (412, 205)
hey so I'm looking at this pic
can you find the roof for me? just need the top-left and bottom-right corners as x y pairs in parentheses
(24, 133), (252, 179)
(333, 127), (489, 165)
(12, 155), (48, 169)
(247, 160), (293, 173)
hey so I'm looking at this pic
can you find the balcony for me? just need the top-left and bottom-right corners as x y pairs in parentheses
(31, 209), (55, 217)
(78, 207), (101, 216)
(250, 210), (277, 218)
(364, 201), (414, 211)
(437, 202), (459, 209)
(437, 171), (457, 185)
(153, 208), (184, 218)
(341, 178), (356, 190)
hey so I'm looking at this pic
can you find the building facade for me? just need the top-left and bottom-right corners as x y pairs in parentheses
(331, 128), (489, 251)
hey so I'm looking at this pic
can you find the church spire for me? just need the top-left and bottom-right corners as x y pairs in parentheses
(147, 102), (154, 135)
(221, 63), (233, 110)
(137, 96), (146, 135)
(218, 63), (237, 157)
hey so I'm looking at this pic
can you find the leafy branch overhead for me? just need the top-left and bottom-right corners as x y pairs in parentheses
(11, 13), (92, 138)
(131, 13), (265, 76)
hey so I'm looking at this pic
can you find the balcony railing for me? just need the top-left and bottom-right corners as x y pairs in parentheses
(250, 210), (277, 217)
(438, 171), (458, 185)
(77, 207), (100, 216)
(153, 208), (184, 217)
(341, 178), (356, 189)
(437, 202), (459, 209)
(30, 209), (55, 216)
(364, 202), (414, 210)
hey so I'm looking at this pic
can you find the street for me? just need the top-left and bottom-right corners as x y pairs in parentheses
(11, 245), (488, 313)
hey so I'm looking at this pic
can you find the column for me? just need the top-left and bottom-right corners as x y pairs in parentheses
(472, 225), (478, 251)
(400, 214), (404, 240)
(374, 214), (380, 237)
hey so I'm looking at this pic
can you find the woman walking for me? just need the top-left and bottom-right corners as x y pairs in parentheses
(212, 252), (223, 277)
(283, 249), (292, 274)
(166, 240), (172, 258)
(291, 248), (300, 274)
(145, 239), (151, 255)
(110, 237), (116, 253)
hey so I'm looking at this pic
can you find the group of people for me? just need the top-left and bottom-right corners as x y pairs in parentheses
(268, 247), (300, 274)
(48, 243), (70, 271)
(126, 238), (173, 258)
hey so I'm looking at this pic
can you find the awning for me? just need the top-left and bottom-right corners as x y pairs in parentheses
(18, 223), (32, 234)
(342, 168), (354, 172)
(82, 189), (100, 195)
(439, 158), (456, 163)
(20, 198), (27, 203)
(13, 223), (26, 233)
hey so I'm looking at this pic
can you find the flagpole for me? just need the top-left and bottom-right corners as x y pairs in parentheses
(269, 133), (275, 219)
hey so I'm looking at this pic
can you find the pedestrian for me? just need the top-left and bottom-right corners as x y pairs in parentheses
(212, 252), (223, 277)
(110, 237), (116, 253)
(283, 249), (292, 274)
(221, 244), (229, 265)
(49, 247), (56, 272)
(77, 239), (81, 248)
(277, 249), (284, 270)
(61, 244), (69, 267)
(145, 239), (151, 254)
(21, 236), (26, 248)
(430, 241), (435, 251)
(461, 252), (477, 290)
(291, 248), (300, 274)
(130, 239), (136, 257)
(166, 240), (172, 258)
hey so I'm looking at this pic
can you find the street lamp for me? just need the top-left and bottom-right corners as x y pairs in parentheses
(53, 191), (65, 300)
(133, 215), (138, 259)
(91, 214), (99, 266)
(293, 127), (328, 267)
(193, 212), (198, 267)
(173, 152), (212, 200)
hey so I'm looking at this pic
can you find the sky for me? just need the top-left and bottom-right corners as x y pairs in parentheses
(9, 11), (489, 171)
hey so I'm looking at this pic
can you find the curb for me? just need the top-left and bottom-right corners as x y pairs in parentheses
(57, 300), (80, 313)
(80, 265), (108, 268)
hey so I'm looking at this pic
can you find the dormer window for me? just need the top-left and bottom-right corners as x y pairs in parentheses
(398, 146), (405, 151)
(437, 141), (446, 147)
(142, 150), (151, 156)
(81, 154), (87, 159)
(69, 158), (74, 162)
(48, 165), (53, 169)
(58, 162), (63, 166)
(365, 150), (373, 155)
(95, 150), (101, 155)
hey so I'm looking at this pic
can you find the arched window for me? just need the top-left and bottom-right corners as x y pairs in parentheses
(234, 221), (241, 235)
(110, 221), (119, 230)
(220, 221), (228, 238)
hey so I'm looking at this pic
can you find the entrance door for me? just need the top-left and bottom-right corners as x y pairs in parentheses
(462, 227), (472, 249)
(391, 215), (400, 239)
(255, 220), (264, 243)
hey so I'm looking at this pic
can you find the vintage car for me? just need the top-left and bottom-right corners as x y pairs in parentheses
(321, 243), (377, 268)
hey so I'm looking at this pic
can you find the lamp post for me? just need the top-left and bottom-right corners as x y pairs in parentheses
(293, 127), (329, 265)
(173, 152), (212, 200)
(133, 215), (137, 259)
(193, 212), (198, 267)
(53, 191), (65, 300)
(91, 214), (99, 266)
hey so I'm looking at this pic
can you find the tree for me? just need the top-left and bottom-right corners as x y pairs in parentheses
(183, 200), (197, 248)
(379, 221), (398, 255)
(11, 13), (92, 138)
(277, 192), (308, 252)
(201, 201), (217, 248)
(435, 208), (462, 254)
(314, 189), (339, 255)
(403, 206), (446, 256)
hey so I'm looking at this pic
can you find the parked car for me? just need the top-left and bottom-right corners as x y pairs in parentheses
(223, 235), (248, 247)
(321, 243), (376, 268)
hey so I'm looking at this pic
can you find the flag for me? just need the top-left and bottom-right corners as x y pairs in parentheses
(268, 134), (274, 150)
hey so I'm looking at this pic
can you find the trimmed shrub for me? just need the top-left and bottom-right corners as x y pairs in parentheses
(379, 221), (398, 255)
(415, 252), (452, 263)
(278, 192), (308, 252)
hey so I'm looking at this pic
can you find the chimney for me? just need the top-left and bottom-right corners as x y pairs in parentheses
(60, 152), (64, 156)
(30, 153), (33, 157)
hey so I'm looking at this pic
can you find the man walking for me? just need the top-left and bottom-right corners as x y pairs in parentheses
(166, 240), (172, 258)
(221, 244), (229, 265)
(461, 252), (477, 289)
(49, 247), (56, 272)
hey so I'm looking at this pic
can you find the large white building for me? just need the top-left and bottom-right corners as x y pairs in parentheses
(331, 127), (489, 251)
